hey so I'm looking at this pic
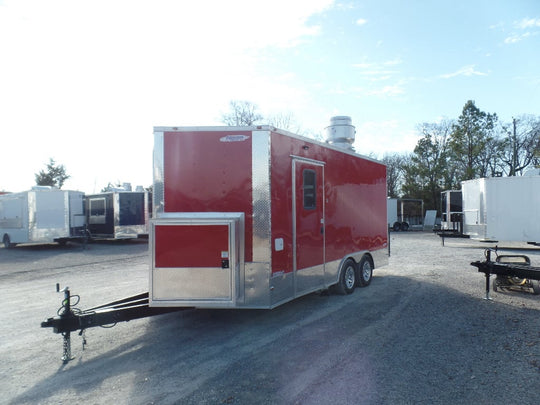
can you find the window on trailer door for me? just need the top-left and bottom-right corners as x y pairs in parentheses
(303, 169), (316, 209)
(89, 198), (106, 224)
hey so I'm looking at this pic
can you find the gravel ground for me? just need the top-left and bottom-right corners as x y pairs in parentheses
(0, 233), (539, 405)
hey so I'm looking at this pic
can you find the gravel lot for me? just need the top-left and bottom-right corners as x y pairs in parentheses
(1, 233), (539, 405)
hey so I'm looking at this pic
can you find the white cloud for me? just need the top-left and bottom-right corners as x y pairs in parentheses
(440, 65), (488, 79)
(354, 120), (418, 156)
(504, 32), (531, 44)
(352, 58), (402, 82)
(516, 17), (540, 29)
(0, 0), (335, 192)
(365, 84), (405, 97)
(383, 58), (403, 66)
(355, 69), (400, 76)
(356, 18), (368, 26)
(502, 17), (540, 44)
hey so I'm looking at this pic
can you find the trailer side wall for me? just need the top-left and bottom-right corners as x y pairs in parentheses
(463, 176), (540, 243)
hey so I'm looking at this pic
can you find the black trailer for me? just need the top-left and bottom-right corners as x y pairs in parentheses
(471, 248), (540, 299)
(86, 191), (149, 239)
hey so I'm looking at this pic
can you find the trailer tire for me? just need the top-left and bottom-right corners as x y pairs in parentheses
(401, 222), (409, 231)
(492, 277), (499, 292)
(392, 222), (401, 231)
(356, 256), (373, 287)
(334, 259), (356, 295)
(532, 280), (540, 295)
(3, 234), (15, 249)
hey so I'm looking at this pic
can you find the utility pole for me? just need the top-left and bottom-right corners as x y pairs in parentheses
(511, 117), (517, 176)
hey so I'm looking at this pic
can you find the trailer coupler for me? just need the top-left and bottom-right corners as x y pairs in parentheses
(41, 284), (191, 363)
(471, 248), (540, 300)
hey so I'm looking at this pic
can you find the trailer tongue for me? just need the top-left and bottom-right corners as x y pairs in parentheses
(41, 284), (190, 362)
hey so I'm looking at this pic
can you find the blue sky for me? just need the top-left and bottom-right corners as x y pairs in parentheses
(1, 0), (539, 193)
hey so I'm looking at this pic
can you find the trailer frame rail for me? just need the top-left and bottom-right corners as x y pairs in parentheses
(471, 248), (540, 300)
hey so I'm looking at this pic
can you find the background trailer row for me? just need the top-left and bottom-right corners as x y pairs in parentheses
(0, 188), (150, 247)
(0, 188), (85, 248)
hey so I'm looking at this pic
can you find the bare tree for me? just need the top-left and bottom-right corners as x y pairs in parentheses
(221, 100), (263, 126)
(499, 115), (540, 176)
(268, 112), (296, 130)
(382, 153), (407, 198)
(267, 111), (316, 138)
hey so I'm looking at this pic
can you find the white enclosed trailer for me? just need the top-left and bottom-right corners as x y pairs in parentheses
(0, 187), (86, 248)
(462, 175), (540, 244)
(387, 198), (424, 231)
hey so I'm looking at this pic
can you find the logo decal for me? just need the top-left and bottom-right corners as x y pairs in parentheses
(219, 135), (250, 142)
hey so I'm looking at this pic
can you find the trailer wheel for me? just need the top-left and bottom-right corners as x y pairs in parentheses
(356, 256), (373, 287)
(334, 259), (356, 295)
(532, 280), (540, 295)
(392, 222), (401, 231)
(401, 222), (409, 231)
(3, 234), (15, 249)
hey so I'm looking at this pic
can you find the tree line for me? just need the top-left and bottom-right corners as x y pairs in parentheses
(223, 99), (540, 212)
(384, 100), (540, 211)
(34, 100), (539, 215)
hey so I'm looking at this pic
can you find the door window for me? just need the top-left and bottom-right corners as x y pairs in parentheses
(303, 169), (316, 210)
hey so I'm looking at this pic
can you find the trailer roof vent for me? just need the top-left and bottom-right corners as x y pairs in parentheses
(325, 116), (355, 150)
(31, 185), (55, 191)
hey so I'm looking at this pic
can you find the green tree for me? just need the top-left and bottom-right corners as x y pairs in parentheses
(402, 120), (453, 210)
(35, 158), (70, 188)
(448, 100), (498, 181)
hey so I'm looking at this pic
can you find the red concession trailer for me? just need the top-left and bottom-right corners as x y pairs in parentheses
(150, 123), (388, 308)
(41, 118), (390, 362)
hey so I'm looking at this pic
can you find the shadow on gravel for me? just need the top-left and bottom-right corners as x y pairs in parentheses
(0, 238), (147, 251)
(0, 239), (148, 263)
(0, 242), (87, 252)
(12, 275), (540, 405)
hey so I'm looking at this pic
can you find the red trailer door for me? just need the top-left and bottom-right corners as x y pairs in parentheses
(293, 158), (325, 293)
(150, 213), (244, 307)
